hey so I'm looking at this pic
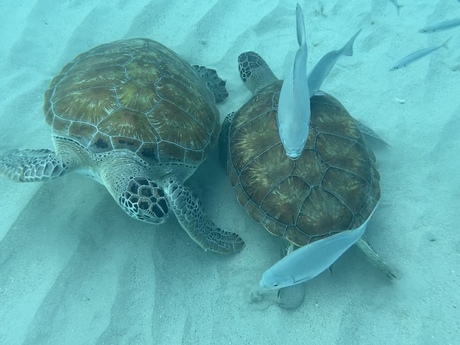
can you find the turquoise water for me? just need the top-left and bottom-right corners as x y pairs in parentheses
(0, 1), (459, 344)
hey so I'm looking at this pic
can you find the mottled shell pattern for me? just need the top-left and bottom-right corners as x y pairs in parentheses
(44, 38), (220, 167)
(228, 81), (380, 247)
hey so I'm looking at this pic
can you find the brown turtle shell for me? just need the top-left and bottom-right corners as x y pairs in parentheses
(44, 38), (220, 166)
(228, 81), (380, 246)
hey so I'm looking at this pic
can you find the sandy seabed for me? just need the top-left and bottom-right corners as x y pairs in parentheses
(0, 1), (459, 344)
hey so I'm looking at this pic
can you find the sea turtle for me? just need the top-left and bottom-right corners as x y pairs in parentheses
(0, 38), (244, 254)
(219, 51), (394, 308)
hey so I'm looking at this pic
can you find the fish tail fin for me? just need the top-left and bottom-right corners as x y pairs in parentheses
(396, 5), (403, 16)
(341, 29), (362, 56)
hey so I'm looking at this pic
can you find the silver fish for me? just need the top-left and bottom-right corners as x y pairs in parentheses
(390, 38), (450, 71)
(260, 207), (376, 290)
(277, 4), (310, 160)
(307, 29), (361, 97)
(419, 18), (460, 33)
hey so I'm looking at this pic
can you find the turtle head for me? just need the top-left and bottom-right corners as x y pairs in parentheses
(119, 176), (170, 223)
(98, 156), (170, 224)
(238, 52), (279, 94)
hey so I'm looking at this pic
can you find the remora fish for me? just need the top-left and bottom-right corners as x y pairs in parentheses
(390, 38), (450, 71)
(308, 29), (361, 97)
(277, 4), (310, 160)
(277, 4), (361, 160)
(419, 18), (460, 33)
(260, 206), (377, 289)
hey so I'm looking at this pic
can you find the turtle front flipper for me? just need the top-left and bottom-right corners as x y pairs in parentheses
(192, 65), (228, 103)
(164, 177), (245, 254)
(0, 149), (69, 182)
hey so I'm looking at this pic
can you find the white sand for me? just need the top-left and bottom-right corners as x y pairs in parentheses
(1, 0), (459, 344)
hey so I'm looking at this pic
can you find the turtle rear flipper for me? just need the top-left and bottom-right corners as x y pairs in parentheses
(0, 149), (68, 182)
(193, 65), (228, 103)
(164, 177), (245, 254)
(356, 237), (397, 279)
(355, 119), (390, 147)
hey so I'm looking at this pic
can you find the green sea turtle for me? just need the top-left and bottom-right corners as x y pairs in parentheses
(0, 38), (244, 254)
(219, 51), (395, 309)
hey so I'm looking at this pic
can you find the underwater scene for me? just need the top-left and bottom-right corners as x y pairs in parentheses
(0, 0), (459, 344)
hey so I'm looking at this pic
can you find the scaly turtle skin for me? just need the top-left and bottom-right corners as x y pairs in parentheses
(220, 51), (394, 307)
(0, 38), (244, 254)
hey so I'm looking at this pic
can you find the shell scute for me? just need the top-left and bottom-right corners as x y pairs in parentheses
(228, 88), (380, 246)
(44, 38), (219, 167)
